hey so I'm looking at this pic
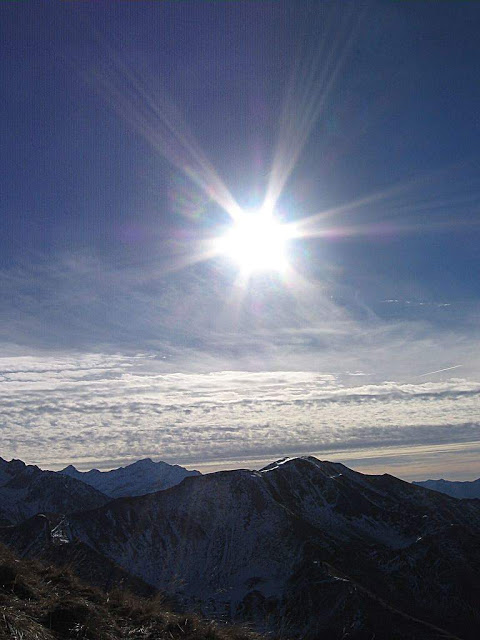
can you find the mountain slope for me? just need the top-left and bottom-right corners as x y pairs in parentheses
(0, 542), (260, 640)
(0, 457), (109, 525)
(61, 456), (480, 639)
(60, 458), (201, 498)
(414, 477), (480, 499)
(0, 513), (157, 598)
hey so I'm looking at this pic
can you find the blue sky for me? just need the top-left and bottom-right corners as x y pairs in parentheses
(1, 1), (479, 478)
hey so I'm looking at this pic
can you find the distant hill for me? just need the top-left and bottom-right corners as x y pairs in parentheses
(0, 457), (109, 525)
(60, 458), (201, 498)
(413, 477), (480, 499)
(0, 542), (260, 640)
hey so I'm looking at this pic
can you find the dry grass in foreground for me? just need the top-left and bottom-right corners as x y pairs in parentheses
(0, 544), (262, 640)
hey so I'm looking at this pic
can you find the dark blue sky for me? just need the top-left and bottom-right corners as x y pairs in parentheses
(2, 2), (479, 308)
(1, 2), (480, 475)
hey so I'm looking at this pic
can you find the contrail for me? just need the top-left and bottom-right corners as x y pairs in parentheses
(419, 365), (463, 377)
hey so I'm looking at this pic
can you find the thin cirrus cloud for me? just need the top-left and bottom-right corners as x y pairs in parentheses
(1, 253), (477, 358)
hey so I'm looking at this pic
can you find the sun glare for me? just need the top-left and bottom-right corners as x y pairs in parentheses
(216, 209), (294, 274)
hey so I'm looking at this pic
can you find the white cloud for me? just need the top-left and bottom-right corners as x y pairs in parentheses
(1, 351), (479, 479)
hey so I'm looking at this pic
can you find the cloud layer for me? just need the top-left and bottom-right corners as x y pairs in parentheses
(1, 351), (479, 479)
(1, 254), (479, 480)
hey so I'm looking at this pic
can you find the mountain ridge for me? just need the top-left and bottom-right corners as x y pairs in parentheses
(60, 458), (201, 498)
(413, 476), (480, 499)
(2, 455), (480, 638)
(0, 456), (109, 526)
(60, 456), (480, 638)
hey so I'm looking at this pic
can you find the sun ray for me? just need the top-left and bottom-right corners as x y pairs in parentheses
(291, 165), (480, 242)
(89, 35), (242, 223)
(152, 239), (222, 278)
(263, 5), (365, 214)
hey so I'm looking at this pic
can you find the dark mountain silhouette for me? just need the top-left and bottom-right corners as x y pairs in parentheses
(0, 456), (109, 525)
(414, 476), (480, 499)
(0, 542), (260, 640)
(2, 456), (478, 638)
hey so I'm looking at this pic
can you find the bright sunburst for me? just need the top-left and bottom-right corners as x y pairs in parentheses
(216, 209), (295, 274)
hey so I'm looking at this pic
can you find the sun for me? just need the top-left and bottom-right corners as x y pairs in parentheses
(216, 209), (295, 274)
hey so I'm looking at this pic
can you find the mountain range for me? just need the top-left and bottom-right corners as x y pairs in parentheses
(1, 454), (479, 639)
(414, 477), (480, 499)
